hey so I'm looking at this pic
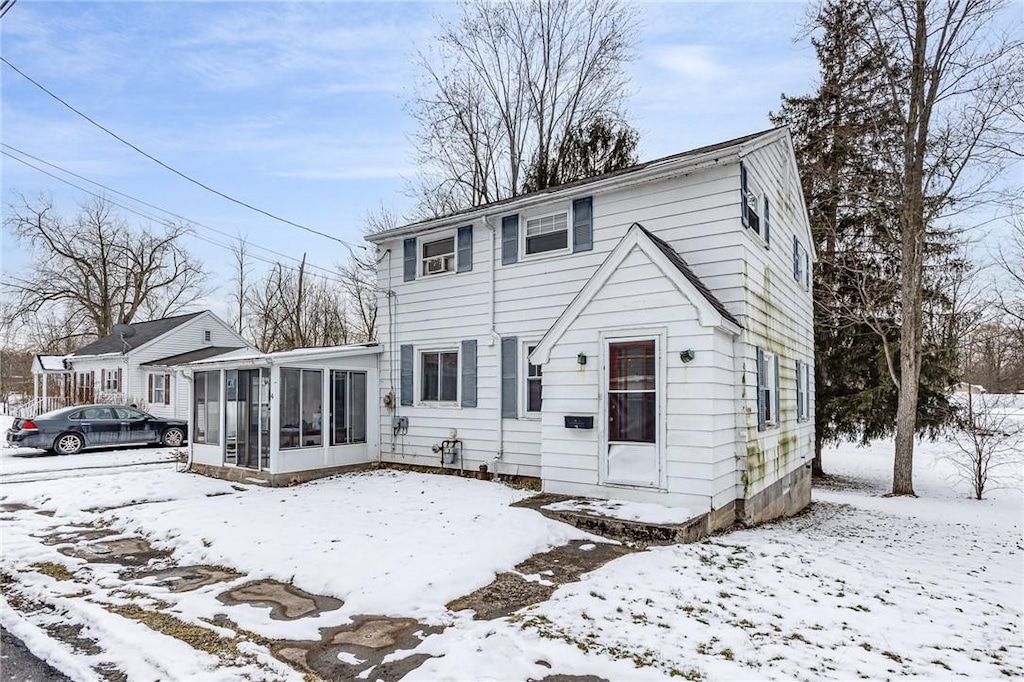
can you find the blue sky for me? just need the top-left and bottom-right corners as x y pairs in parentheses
(2, 1), (820, 315)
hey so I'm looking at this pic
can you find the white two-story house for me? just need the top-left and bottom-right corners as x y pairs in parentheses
(367, 127), (815, 529)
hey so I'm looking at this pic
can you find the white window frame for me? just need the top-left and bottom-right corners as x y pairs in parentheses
(522, 341), (543, 418)
(759, 350), (779, 428)
(418, 347), (460, 405)
(204, 330), (211, 342)
(797, 360), (812, 422)
(521, 206), (570, 259)
(794, 240), (811, 291)
(151, 372), (168, 405)
(743, 177), (768, 245)
(103, 369), (120, 391)
(420, 232), (457, 277)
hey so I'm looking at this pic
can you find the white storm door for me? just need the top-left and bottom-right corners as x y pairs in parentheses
(605, 338), (660, 487)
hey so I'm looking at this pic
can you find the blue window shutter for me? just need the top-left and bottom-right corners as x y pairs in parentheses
(400, 344), (414, 406)
(774, 354), (781, 425)
(461, 339), (477, 407)
(457, 225), (473, 273)
(572, 197), (593, 252)
(793, 236), (800, 281)
(805, 250), (811, 288)
(756, 347), (766, 432)
(740, 162), (750, 229)
(403, 238), (417, 282)
(501, 337), (518, 418)
(501, 215), (518, 265)
(763, 196), (771, 246)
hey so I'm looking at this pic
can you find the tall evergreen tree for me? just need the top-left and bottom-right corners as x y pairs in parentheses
(773, 1), (964, 474)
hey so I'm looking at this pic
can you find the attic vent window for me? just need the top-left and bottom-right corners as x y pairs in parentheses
(525, 212), (568, 255)
(422, 236), (455, 276)
(204, 330), (211, 342)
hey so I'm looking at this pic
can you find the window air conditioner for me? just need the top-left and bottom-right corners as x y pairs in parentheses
(426, 256), (447, 274)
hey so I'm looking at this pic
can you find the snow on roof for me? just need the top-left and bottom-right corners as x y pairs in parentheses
(35, 355), (70, 372)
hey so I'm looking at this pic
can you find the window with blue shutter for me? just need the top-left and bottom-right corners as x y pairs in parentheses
(572, 197), (593, 252)
(773, 354), (780, 425)
(457, 225), (473, 273)
(400, 344), (414, 406)
(403, 238), (417, 282)
(501, 336), (518, 418)
(502, 215), (519, 265)
(461, 339), (477, 407)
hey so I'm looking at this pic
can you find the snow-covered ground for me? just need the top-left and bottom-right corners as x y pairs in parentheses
(1, 406), (1021, 681)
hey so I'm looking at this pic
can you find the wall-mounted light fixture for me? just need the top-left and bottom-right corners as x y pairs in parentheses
(680, 349), (695, 363)
(577, 352), (587, 366)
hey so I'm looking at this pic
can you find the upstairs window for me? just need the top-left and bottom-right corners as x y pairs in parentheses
(741, 162), (769, 245)
(421, 236), (456, 276)
(793, 237), (811, 290)
(525, 212), (568, 255)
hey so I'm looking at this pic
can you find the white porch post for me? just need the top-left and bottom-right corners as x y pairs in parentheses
(42, 373), (48, 403)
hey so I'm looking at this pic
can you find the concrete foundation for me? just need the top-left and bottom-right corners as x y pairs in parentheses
(187, 461), (372, 487)
(741, 462), (812, 526)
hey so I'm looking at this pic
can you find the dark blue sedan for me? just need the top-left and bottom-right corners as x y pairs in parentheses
(6, 405), (188, 454)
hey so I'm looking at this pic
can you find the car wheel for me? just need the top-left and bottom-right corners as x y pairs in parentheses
(54, 432), (84, 455)
(161, 427), (185, 447)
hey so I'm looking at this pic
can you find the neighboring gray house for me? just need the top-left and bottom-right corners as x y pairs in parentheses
(365, 127), (815, 529)
(28, 311), (251, 420)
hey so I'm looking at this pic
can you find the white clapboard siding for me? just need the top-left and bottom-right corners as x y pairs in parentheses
(372, 130), (815, 510)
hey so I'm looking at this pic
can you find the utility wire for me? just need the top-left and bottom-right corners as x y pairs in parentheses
(1, 142), (344, 279)
(1, 149), (369, 288)
(0, 56), (368, 255)
(0, 0), (17, 21)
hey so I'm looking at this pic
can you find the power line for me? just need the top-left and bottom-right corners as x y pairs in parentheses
(1, 142), (344, 279)
(0, 148), (368, 288)
(0, 0), (17, 21)
(0, 55), (368, 255)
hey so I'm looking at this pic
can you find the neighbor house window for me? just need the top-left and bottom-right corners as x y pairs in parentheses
(331, 370), (367, 445)
(204, 330), (212, 342)
(280, 368), (323, 449)
(102, 368), (121, 391)
(421, 350), (458, 402)
(149, 373), (170, 405)
(525, 344), (542, 415)
(421, 236), (455, 276)
(193, 370), (221, 444)
(756, 348), (779, 430)
(525, 212), (568, 255)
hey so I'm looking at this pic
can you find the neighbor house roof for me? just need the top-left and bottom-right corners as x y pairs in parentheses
(187, 343), (382, 367)
(34, 354), (71, 372)
(141, 347), (245, 367)
(71, 311), (206, 357)
(366, 127), (787, 243)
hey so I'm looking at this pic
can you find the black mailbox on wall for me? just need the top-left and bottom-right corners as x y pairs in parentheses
(564, 415), (594, 429)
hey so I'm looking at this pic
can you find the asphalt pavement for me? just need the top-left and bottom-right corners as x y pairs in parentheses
(0, 627), (71, 682)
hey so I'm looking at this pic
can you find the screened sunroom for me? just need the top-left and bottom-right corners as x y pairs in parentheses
(184, 344), (381, 485)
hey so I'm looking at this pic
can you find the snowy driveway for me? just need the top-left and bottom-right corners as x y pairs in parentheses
(1, 429), (1022, 681)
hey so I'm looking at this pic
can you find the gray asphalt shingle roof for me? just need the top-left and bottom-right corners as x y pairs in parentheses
(141, 346), (245, 367)
(72, 311), (206, 357)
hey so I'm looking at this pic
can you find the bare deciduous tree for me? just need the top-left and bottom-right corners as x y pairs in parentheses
(228, 235), (252, 336)
(248, 255), (353, 352)
(945, 391), (1023, 499)
(410, 0), (639, 216)
(3, 195), (207, 341)
(859, 0), (1021, 496)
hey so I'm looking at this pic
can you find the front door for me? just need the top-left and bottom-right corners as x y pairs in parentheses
(605, 339), (660, 487)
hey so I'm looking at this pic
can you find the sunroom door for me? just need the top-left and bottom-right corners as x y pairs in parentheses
(605, 339), (660, 487)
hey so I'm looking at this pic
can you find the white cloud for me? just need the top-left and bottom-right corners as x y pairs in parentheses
(649, 45), (724, 81)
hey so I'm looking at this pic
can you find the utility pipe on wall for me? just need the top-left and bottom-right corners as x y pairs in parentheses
(484, 214), (503, 470)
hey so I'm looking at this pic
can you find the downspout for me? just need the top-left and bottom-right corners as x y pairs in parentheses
(181, 367), (194, 474)
(484, 214), (503, 468)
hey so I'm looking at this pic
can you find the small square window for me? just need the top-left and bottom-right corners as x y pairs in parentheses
(421, 350), (459, 402)
(422, 236), (455, 276)
(525, 212), (568, 255)
(204, 330), (211, 342)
